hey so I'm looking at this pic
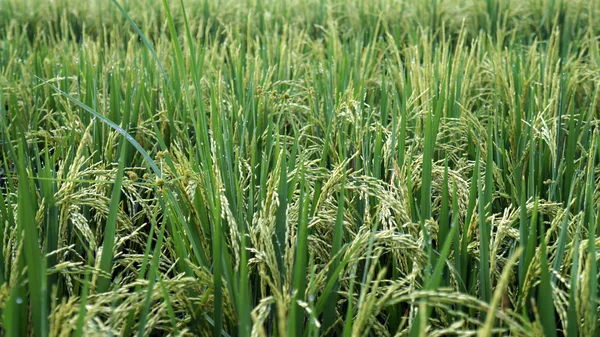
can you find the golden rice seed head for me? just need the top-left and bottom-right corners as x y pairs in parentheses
(143, 173), (150, 181)
(156, 178), (165, 188)
(127, 171), (138, 182)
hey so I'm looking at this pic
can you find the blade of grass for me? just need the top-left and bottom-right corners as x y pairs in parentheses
(97, 140), (128, 293)
(439, 158), (450, 285)
(478, 126), (493, 304)
(537, 202), (557, 337)
(552, 176), (577, 284)
(17, 139), (48, 337)
(322, 173), (346, 334)
(274, 142), (288, 287)
(583, 133), (598, 335)
(409, 209), (459, 337)
(566, 216), (582, 337)
(288, 163), (310, 337)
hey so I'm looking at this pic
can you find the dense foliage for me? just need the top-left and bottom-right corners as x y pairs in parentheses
(1, 0), (600, 336)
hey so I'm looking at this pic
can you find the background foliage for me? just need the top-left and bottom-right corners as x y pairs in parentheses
(1, 0), (600, 336)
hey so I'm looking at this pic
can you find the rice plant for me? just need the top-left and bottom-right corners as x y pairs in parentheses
(1, 0), (599, 336)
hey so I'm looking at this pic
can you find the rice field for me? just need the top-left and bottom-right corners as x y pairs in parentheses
(1, 0), (600, 336)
